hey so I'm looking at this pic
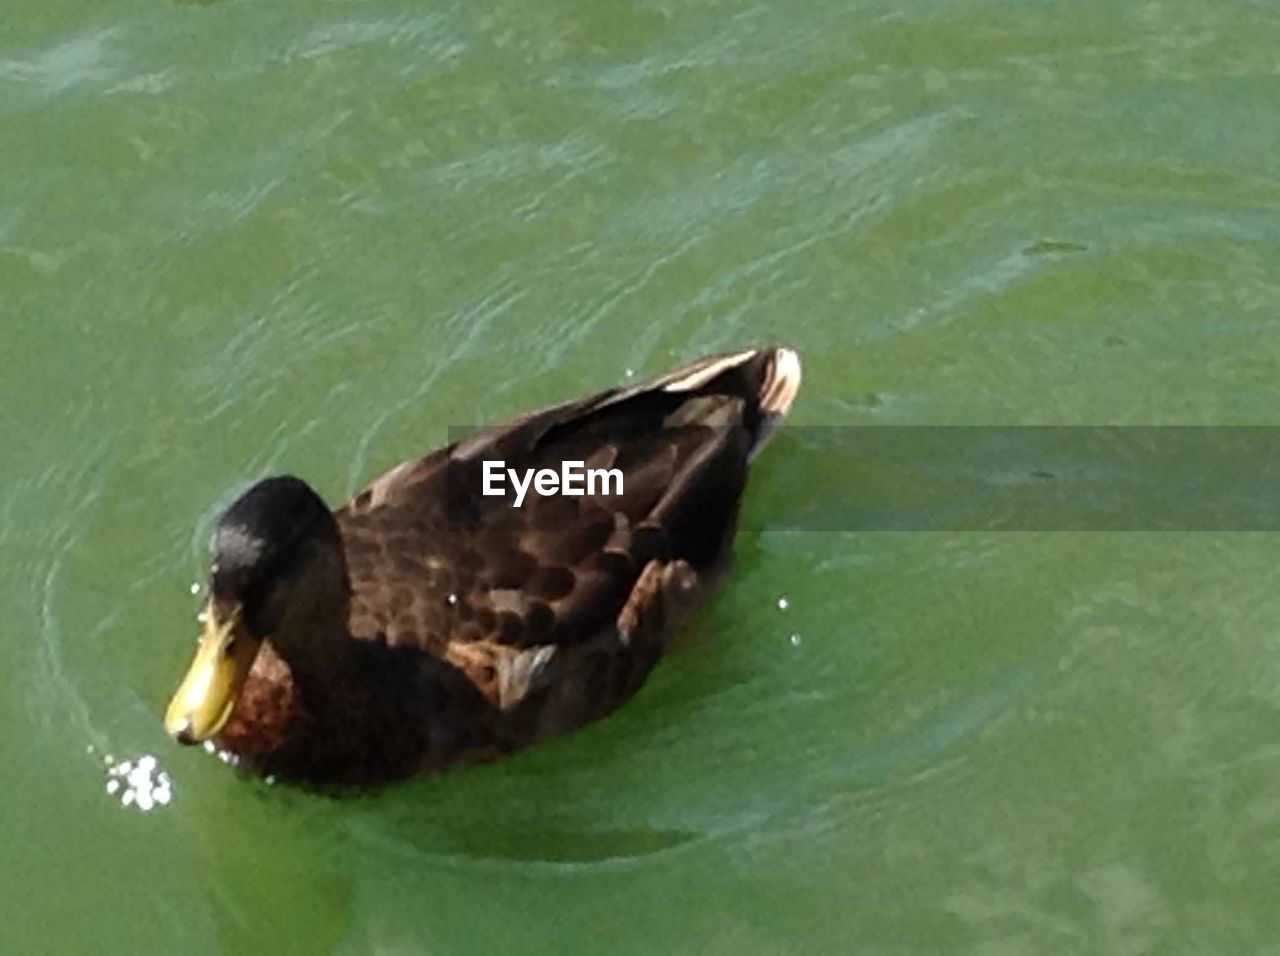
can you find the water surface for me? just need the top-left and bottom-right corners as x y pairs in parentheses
(3, 0), (1279, 951)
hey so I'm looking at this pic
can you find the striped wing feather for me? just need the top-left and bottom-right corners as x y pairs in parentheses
(333, 349), (785, 707)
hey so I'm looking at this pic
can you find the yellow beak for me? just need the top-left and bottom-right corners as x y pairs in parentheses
(164, 604), (258, 744)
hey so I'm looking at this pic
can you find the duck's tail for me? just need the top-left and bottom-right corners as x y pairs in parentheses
(656, 345), (802, 457)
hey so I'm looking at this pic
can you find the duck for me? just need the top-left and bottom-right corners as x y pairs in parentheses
(164, 346), (802, 787)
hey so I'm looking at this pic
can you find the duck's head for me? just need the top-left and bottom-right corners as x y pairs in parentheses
(164, 475), (346, 745)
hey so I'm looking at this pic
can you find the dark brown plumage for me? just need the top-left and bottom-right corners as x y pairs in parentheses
(164, 346), (802, 788)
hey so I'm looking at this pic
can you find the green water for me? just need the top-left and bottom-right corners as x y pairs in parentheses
(4, 0), (1280, 951)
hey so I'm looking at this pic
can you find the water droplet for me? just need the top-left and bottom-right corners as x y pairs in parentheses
(777, 596), (789, 611)
(104, 753), (174, 813)
(789, 633), (802, 647)
(446, 593), (458, 606)
(189, 582), (201, 595)
(624, 368), (635, 379)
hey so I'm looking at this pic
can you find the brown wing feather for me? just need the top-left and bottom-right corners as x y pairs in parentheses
(333, 347), (796, 708)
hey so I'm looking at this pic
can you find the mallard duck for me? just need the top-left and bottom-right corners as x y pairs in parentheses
(164, 346), (802, 787)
